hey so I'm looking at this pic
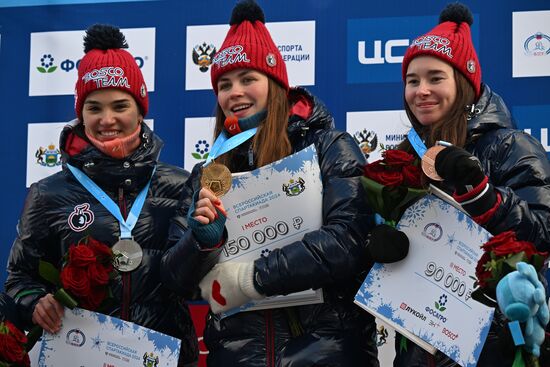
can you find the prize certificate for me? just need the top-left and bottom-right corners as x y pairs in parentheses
(34, 307), (181, 366)
(354, 190), (494, 367)
(219, 144), (324, 315)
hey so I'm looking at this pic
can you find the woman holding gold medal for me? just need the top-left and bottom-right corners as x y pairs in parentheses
(391, 3), (550, 366)
(5, 25), (200, 366)
(164, 1), (385, 365)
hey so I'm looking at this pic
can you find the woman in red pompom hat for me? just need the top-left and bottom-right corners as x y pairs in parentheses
(167, 0), (380, 366)
(392, 3), (550, 367)
(5, 24), (202, 366)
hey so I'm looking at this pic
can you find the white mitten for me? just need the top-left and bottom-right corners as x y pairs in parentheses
(199, 262), (264, 314)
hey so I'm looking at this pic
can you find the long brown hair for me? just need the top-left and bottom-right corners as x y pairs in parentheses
(398, 69), (476, 154)
(213, 77), (292, 170)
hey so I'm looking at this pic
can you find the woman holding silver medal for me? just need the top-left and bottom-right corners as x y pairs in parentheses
(4, 25), (201, 366)
(391, 3), (550, 366)
(161, 1), (390, 366)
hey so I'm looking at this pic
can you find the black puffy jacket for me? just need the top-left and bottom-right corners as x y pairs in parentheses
(173, 87), (379, 367)
(394, 84), (550, 367)
(5, 122), (199, 365)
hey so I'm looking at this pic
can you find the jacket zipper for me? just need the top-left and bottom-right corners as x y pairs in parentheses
(118, 187), (131, 321)
(265, 310), (274, 367)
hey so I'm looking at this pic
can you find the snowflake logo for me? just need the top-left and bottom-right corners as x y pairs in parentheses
(435, 294), (448, 311)
(192, 139), (210, 160)
(37, 54), (57, 73)
(402, 205), (426, 226)
(91, 335), (103, 350)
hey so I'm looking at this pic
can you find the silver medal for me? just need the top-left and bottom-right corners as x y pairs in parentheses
(112, 238), (143, 272)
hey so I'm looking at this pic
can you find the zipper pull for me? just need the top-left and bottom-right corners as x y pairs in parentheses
(248, 145), (254, 167)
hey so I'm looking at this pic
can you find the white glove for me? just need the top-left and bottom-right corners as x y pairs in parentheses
(199, 262), (264, 314)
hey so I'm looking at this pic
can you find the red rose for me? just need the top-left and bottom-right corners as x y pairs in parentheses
(60, 264), (91, 298)
(482, 231), (517, 252)
(402, 164), (422, 188)
(0, 321), (29, 365)
(491, 240), (537, 258)
(67, 245), (96, 267)
(382, 149), (415, 167)
(80, 286), (107, 310)
(88, 262), (112, 287)
(88, 241), (113, 263)
(364, 160), (404, 187)
(475, 252), (492, 288)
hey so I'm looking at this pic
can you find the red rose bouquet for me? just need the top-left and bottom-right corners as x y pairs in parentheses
(0, 320), (30, 367)
(361, 149), (426, 225)
(28, 236), (115, 349)
(39, 236), (114, 310)
(472, 230), (547, 307)
(472, 231), (548, 367)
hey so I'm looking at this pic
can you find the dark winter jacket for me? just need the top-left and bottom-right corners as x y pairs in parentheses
(395, 84), (550, 367)
(5, 122), (199, 365)
(172, 87), (379, 367)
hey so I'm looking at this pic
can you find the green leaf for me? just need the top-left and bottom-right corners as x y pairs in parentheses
(39, 260), (60, 286)
(435, 302), (439, 309)
(439, 307), (446, 312)
(202, 153), (209, 160)
(36, 67), (47, 73)
(53, 288), (78, 309)
(504, 251), (527, 270)
(191, 153), (202, 159)
(47, 66), (57, 73)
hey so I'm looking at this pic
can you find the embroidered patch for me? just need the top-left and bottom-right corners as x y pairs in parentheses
(68, 203), (95, 232)
(466, 59), (476, 73)
(266, 53), (277, 67)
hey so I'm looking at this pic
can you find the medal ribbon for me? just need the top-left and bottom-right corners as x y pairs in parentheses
(205, 110), (267, 166)
(407, 128), (428, 158)
(67, 164), (156, 239)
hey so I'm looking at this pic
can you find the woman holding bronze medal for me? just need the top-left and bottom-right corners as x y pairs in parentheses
(4, 25), (200, 366)
(163, 1), (381, 365)
(392, 3), (550, 366)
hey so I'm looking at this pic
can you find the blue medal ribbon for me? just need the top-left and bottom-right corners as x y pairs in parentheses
(407, 128), (428, 158)
(205, 110), (267, 166)
(67, 164), (155, 239)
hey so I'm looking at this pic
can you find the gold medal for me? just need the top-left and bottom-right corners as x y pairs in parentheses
(201, 162), (232, 197)
(421, 145), (446, 181)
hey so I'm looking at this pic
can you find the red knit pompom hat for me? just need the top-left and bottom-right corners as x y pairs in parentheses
(210, 0), (289, 94)
(402, 3), (481, 99)
(75, 24), (148, 119)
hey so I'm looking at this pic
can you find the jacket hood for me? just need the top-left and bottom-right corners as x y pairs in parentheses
(59, 120), (163, 192)
(287, 87), (334, 136)
(467, 84), (515, 140)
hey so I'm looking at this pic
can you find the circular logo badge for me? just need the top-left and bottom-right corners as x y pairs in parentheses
(140, 83), (147, 97)
(466, 60), (476, 74)
(266, 53), (277, 67)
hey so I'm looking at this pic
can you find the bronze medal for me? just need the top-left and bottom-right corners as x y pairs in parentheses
(201, 162), (232, 197)
(421, 145), (446, 181)
(112, 238), (143, 272)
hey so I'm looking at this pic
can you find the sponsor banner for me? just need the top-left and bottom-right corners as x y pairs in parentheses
(27, 120), (153, 187)
(183, 117), (216, 172)
(347, 15), (479, 84)
(29, 28), (155, 96)
(513, 11), (550, 78)
(346, 110), (411, 162)
(513, 104), (550, 157)
(185, 21), (315, 90)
